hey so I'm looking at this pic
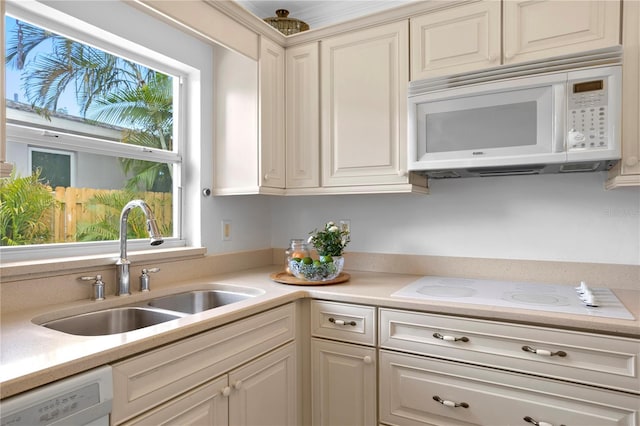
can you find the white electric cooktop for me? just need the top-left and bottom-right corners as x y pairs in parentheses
(392, 276), (634, 320)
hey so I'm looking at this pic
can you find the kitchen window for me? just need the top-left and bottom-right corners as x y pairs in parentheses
(1, 1), (197, 261)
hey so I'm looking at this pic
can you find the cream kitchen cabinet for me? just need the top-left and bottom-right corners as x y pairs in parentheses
(310, 301), (377, 426)
(380, 350), (639, 426)
(111, 303), (296, 424)
(259, 37), (286, 191)
(607, 0), (640, 188)
(411, 0), (621, 80)
(503, 0), (621, 65)
(320, 21), (426, 192)
(410, 1), (501, 80)
(285, 42), (320, 189)
(379, 308), (640, 426)
(123, 343), (297, 426)
(211, 36), (285, 196)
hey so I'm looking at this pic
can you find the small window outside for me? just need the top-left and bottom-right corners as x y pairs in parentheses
(29, 147), (75, 188)
(2, 12), (182, 252)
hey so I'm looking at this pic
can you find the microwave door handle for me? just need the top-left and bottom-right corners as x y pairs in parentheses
(553, 83), (566, 153)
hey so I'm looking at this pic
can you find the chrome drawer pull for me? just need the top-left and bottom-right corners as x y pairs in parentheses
(522, 345), (567, 357)
(524, 415), (565, 426)
(432, 395), (469, 408)
(433, 332), (469, 342)
(328, 317), (356, 326)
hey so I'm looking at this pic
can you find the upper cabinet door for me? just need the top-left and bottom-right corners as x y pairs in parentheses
(410, 1), (501, 80)
(286, 42), (320, 189)
(504, 0), (621, 65)
(607, 0), (640, 187)
(618, 0), (640, 176)
(321, 21), (409, 187)
(259, 37), (286, 189)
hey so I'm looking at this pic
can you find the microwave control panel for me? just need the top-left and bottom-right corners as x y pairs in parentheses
(567, 78), (608, 151)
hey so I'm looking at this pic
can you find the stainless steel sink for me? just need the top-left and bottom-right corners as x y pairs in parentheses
(37, 286), (261, 336)
(41, 307), (183, 336)
(147, 290), (253, 314)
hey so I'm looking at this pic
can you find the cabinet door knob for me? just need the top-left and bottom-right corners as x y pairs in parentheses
(264, 173), (269, 181)
(625, 156), (639, 167)
(363, 355), (373, 364)
(432, 395), (469, 408)
(221, 386), (231, 397)
(233, 380), (243, 390)
(433, 332), (469, 342)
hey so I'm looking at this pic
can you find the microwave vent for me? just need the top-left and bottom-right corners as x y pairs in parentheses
(428, 170), (461, 179)
(472, 166), (545, 177)
(560, 162), (601, 173)
(409, 46), (623, 95)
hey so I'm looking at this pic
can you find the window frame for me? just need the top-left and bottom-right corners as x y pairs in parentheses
(2, 0), (195, 263)
(28, 146), (77, 188)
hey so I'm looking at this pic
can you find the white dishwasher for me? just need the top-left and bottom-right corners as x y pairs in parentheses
(1, 365), (113, 426)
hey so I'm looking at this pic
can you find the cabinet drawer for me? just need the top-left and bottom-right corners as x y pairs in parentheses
(311, 300), (376, 346)
(380, 350), (639, 426)
(112, 303), (295, 424)
(380, 308), (640, 393)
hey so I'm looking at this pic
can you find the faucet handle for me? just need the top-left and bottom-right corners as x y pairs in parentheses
(140, 268), (160, 292)
(79, 275), (106, 301)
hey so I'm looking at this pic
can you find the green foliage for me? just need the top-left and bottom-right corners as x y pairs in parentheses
(89, 72), (174, 192)
(308, 221), (350, 256)
(76, 191), (171, 241)
(0, 170), (57, 246)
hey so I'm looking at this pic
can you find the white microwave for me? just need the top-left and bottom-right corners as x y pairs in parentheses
(408, 65), (621, 178)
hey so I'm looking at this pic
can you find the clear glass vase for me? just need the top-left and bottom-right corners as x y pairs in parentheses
(285, 239), (310, 274)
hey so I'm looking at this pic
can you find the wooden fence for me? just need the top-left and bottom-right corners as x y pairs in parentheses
(49, 187), (172, 243)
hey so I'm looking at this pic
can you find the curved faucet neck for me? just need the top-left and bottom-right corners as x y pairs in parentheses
(116, 199), (164, 296)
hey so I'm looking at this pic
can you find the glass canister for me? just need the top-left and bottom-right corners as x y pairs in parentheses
(285, 238), (310, 273)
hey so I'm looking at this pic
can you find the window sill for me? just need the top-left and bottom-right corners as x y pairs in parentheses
(0, 246), (207, 282)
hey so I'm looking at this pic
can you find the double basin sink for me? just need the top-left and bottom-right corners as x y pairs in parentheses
(37, 286), (261, 337)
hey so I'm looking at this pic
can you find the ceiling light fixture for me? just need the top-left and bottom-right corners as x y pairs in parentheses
(264, 9), (309, 35)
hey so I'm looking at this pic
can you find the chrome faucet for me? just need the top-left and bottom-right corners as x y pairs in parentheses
(116, 200), (164, 296)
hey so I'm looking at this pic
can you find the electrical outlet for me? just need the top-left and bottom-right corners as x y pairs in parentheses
(339, 220), (351, 233)
(222, 220), (232, 241)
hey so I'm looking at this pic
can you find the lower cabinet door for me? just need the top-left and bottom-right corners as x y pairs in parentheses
(379, 350), (638, 426)
(122, 376), (229, 426)
(228, 342), (297, 426)
(312, 338), (377, 426)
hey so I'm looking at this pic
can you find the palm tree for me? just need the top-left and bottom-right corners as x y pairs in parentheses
(5, 19), (173, 191)
(6, 20), (149, 118)
(88, 72), (174, 192)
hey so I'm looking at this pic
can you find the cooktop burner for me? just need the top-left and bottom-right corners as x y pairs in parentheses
(392, 276), (634, 320)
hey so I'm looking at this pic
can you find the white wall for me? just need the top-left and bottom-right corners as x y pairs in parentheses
(269, 172), (640, 265)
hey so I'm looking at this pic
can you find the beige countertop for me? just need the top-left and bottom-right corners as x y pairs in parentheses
(2, 266), (639, 399)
